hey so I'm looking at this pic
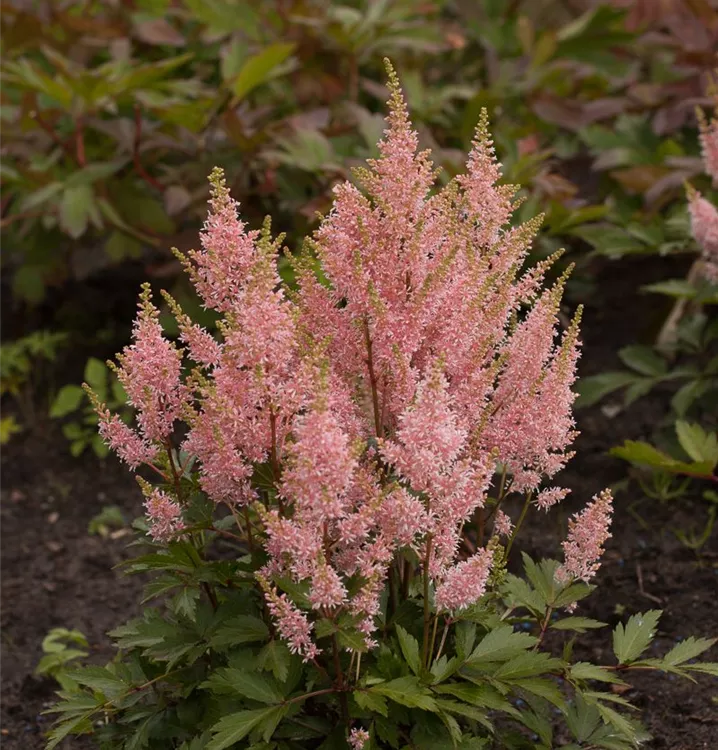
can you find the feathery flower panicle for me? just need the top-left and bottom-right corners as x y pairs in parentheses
(557, 489), (613, 583)
(102, 62), (592, 659)
(261, 579), (319, 661)
(97, 411), (157, 469)
(494, 510), (512, 537)
(349, 728), (370, 750)
(143, 488), (184, 543)
(536, 486), (571, 511)
(115, 285), (187, 445)
(434, 547), (494, 612)
(688, 190), (718, 282)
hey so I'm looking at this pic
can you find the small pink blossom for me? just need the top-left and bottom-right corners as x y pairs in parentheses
(262, 582), (319, 661)
(494, 510), (512, 537)
(557, 489), (613, 583)
(349, 727), (370, 750)
(536, 486), (571, 511)
(308, 563), (347, 610)
(144, 489), (184, 543)
(434, 547), (493, 612)
(689, 192), (718, 282)
(97, 413), (157, 469)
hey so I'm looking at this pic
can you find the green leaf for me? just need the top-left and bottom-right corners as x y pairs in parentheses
(610, 440), (715, 477)
(454, 622), (476, 660)
(550, 617), (607, 633)
(65, 666), (127, 698)
(467, 626), (537, 664)
(492, 651), (563, 680)
(64, 161), (125, 188)
(210, 615), (269, 649)
(570, 662), (627, 685)
(661, 636), (717, 667)
(618, 345), (667, 377)
(675, 421), (718, 466)
(84, 357), (108, 392)
(59, 185), (93, 238)
(256, 640), (291, 682)
(396, 625), (420, 675)
(206, 706), (285, 750)
(354, 689), (388, 717)
(575, 372), (637, 408)
(232, 43), (295, 100)
(202, 668), (284, 703)
(50, 385), (85, 418)
(369, 676), (437, 711)
(642, 279), (698, 299)
(613, 610), (662, 664)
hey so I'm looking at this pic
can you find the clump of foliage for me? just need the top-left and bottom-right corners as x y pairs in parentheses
(46, 65), (717, 750)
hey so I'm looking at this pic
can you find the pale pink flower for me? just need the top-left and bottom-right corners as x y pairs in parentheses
(144, 489), (184, 543)
(97, 413), (157, 469)
(262, 583), (319, 661)
(349, 728), (370, 750)
(308, 563), (347, 610)
(557, 489), (613, 583)
(434, 547), (493, 612)
(115, 286), (187, 444)
(536, 486), (571, 511)
(689, 192), (718, 282)
(494, 510), (512, 537)
(281, 405), (357, 521)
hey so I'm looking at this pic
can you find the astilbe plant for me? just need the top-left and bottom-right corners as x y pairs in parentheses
(48, 64), (717, 750)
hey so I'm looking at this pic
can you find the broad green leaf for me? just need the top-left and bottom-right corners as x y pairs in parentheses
(64, 161), (125, 188)
(202, 668), (284, 703)
(661, 636), (717, 667)
(369, 676), (437, 711)
(467, 626), (537, 664)
(612, 610), (662, 664)
(493, 651), (563, 680)
(256, 640), (291, 682)
(618, 345), (666, 377)
(610, 440), (715, 477)
(64, 666), (127, 698)
(207, 706), (284, 750)
(550, 617), (607, 633)
(575, 372), (637, 408)
(210, 615), (269, 649)
(642, 279), (697, 299)
(675, 421), (718, 466)
(50, 385), (84, 418)
(396, 625), (420, 675)
(354, 689), (388, 717)
(84, 358), (108, 391)
(232, 43), (295, 100)
(454, 622), (476, 660)
(59, 185), (93, 238)
(570, 662), (627, 685)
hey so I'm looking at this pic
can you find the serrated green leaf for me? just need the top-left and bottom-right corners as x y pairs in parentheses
(493, 651), (563, 680)
(202, 668), (284, 703)
(550, 617), (607, 633)
(370, 676), (437, 711)
(210, 615), (269, 649)
(84, 357), (108, 391)
(59, 184), (93, 238)
(206, 706), (284, 750)
(467, 626), (537, 664)
(675, 421), (718, 466)
(612, 610), (662, 664)
(64, 666), (127, 698)
(396, 625), (420, 675)
(354, 689), (388, 717)
(256, 640), (290, 682)
(570, 662), (627, 685)
(661, 636), (717, 666)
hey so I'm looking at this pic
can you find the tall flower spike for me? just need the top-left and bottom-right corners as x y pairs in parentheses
(688, 186), (718, 282)
(557, 489), (613, 583)
(434, 547), (494, 612)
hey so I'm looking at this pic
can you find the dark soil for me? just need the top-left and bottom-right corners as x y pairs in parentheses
(2, 256), (717, 749)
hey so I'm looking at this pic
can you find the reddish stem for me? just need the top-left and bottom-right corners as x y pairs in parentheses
(133, 104), (165, 192)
